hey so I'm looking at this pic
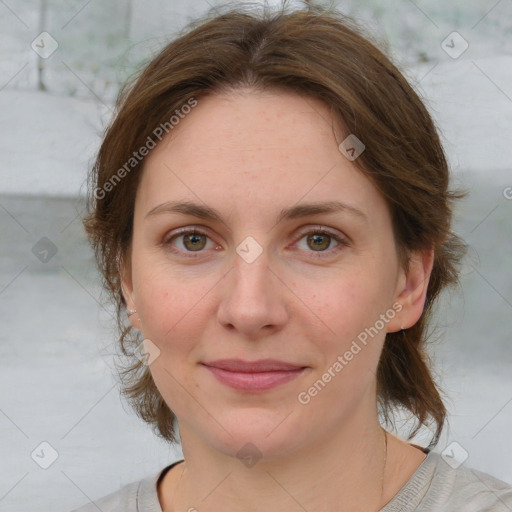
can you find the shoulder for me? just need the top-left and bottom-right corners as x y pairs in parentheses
(382, 451), (512, 512)
(69, 463), (173, 512)
(70, 479), (141, 512)
(429, 454), (512, 511)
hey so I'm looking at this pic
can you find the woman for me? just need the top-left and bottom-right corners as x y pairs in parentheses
(74, 2), (512, 511)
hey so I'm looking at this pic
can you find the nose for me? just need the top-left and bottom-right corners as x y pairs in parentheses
(216, 252), (289, 339)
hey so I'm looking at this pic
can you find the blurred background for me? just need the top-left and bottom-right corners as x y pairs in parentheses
(0, 0), (511, 510)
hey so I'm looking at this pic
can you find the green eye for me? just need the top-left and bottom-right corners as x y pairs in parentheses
(294, 228), (348, 256)
(163, 228), (215, 256)
(181, 232), (207, 251)
(163, 226), (349, 259)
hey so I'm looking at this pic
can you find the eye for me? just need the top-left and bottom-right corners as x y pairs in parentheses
(162, 226), (349, 259)
(163, 228), (220, 256)
(293, 227), (349, 256)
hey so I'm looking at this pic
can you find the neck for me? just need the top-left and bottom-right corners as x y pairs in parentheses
(163, 416), (394, 512)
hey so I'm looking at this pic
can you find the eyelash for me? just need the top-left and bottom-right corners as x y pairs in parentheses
(162, 226), (349, 259)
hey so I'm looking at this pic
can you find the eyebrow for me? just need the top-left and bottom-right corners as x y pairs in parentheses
(145, 200), (368, 225)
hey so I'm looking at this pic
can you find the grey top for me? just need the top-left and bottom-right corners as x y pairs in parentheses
(71, 450), (512, 511)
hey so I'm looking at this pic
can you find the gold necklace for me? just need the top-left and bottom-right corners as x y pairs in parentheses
(169, 430), (390, 511)
(379, 428), (389, 510)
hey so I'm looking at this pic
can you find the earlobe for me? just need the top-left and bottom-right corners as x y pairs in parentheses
(387, 248), (434, 333)
(119, 255), (143, 331)
(122, 287), (143, 331)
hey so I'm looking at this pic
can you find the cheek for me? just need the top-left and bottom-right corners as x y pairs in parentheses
(295, 276), (389, 411)
(294, 263), (389, 334)
(133, 269), (213, 412)
(134, 261), (219, 351)
(290, 260), (394, 377)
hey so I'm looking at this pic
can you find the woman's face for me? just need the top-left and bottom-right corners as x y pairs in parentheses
(122, 89), (426, 460)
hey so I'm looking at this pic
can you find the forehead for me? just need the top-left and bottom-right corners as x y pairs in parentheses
(136, 89), (387, 225)
(149, 89), (341, 166)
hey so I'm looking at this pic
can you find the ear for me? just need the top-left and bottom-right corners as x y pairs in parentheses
(387, 247), (434, 333)
(119, 251), (143, 331)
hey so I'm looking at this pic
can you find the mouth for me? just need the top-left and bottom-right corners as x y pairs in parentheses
(200, 359), (308, 392)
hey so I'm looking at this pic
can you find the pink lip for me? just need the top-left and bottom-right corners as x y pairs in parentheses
(202, 358), (305, 372)
(201, 359), (308, 392)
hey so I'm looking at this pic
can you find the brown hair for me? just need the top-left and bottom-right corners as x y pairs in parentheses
(83, 1), (466, 446)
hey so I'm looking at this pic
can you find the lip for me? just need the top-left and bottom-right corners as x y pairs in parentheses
(202, 358), (306, 372)
(201, 359), (308, 392)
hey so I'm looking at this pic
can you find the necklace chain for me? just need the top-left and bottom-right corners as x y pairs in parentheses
(170, 429), (390, 511)
(379, 428), (388, 510)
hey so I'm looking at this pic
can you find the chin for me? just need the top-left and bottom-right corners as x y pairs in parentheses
(201, 409), (309, 464)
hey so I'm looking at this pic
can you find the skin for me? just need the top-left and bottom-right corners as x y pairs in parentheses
(121, 88), (433, 512)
